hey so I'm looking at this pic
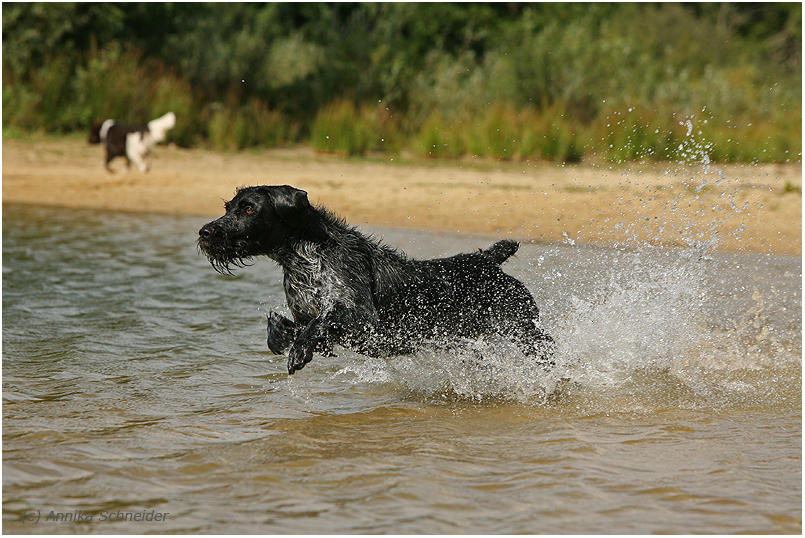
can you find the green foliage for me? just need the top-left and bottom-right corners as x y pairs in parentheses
(412, 113), (467, 159)
(2, 3), (125, 79)
(149, 74), (197, 147)
(72, 45), (151, 127)
(411, 102), (588, 163)
(595, 106), (682, 162)
(310, 100), (397, 156)
(207, 98), (299, 151)
(2, 3), (801, 162)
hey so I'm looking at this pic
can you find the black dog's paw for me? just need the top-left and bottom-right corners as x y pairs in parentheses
(266, 312), (298, 355)
(287, 340), (314, 375)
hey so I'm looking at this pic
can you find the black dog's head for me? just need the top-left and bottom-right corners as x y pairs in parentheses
(198, 185), (311, 274)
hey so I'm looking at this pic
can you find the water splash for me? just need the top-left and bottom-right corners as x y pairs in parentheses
(332, 245), (706, 404)
(335, 337), (560, 403)
(330, 239), (799, 411)
(556, 247), (707, 390)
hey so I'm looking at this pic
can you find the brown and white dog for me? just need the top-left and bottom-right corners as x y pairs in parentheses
(89, 112), (175, 172)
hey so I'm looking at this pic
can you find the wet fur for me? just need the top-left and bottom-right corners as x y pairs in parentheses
(198, 185), (554, 374)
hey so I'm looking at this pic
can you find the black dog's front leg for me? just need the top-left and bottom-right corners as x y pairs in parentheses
(267, 311), (336, 361)
(287, 324), (318, 374)
(266, 311), (300, 355)
(287, 308), (376, 374)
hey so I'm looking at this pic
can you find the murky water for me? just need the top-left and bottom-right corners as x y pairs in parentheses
(3, 203), (801, 533)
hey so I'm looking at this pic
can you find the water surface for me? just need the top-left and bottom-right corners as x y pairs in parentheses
(3, 203), (801, 533)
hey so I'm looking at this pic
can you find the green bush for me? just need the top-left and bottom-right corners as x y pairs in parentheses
(73, 45), (152, 128)
(207, 99), (298, 150)
(311, 99), (387, 156)
(412, 113), (466, 159)
(466, 102), (520, 160)
(149, 74), (198, 147)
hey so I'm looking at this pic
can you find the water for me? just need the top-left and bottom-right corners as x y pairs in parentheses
(3, 203), (801, 533)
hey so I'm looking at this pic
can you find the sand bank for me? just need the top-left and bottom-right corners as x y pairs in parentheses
(3, 136), (801, 255)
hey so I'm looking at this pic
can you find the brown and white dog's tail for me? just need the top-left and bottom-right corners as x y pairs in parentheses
(89, 119), (115, 144)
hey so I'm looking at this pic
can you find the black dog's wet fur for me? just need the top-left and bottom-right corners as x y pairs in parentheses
(198, 185), (554, 374)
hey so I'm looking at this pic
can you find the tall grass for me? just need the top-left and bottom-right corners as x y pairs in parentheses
(310, 100), (402, 155)
(310, 100), (375, 155)
(207, 98), (299, 150)
(412, 113), (467, 159)
(149, 74), (198, 147)
(412, 103), (586, 163)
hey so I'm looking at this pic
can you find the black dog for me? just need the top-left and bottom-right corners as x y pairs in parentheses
(198, 185), (554, 374)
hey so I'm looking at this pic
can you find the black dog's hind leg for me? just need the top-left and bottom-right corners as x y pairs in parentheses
(510, 322), (556, 365)
(490, 275), (556, 365)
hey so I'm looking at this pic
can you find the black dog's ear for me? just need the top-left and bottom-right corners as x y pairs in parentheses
(270, 186), (311, 227)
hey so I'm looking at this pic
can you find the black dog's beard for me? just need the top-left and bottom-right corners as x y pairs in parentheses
(197, 238), (254, 275)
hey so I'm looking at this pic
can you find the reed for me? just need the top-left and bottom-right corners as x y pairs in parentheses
(310, 100), (401, 156)
(207, 105), (248, 151)
(411, 103), (587, 163)
(412, 113), (466, 159)
(465, 102), (521, 160)
(311, 100), (366, 155)
(148, 74), (198, 147)
(72, 45), (152, 128)
(207, 98), (299, 150)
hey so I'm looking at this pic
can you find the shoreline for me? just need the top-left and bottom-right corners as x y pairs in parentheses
(2, 136), (801, 256)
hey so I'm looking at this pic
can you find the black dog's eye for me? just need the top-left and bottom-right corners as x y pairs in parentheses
(244, 206), (254, 214)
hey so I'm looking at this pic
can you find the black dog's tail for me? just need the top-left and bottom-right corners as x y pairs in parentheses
(482, 240), (519, 265)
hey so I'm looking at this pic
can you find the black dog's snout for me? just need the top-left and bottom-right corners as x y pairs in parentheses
(198, 223), (217, 238)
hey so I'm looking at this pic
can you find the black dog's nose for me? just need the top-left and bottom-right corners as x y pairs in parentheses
(198, 224), (215, 239)
(199, 224), (214, 238)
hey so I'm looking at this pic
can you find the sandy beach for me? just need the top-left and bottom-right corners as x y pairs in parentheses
(2, 136), (801, 255)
